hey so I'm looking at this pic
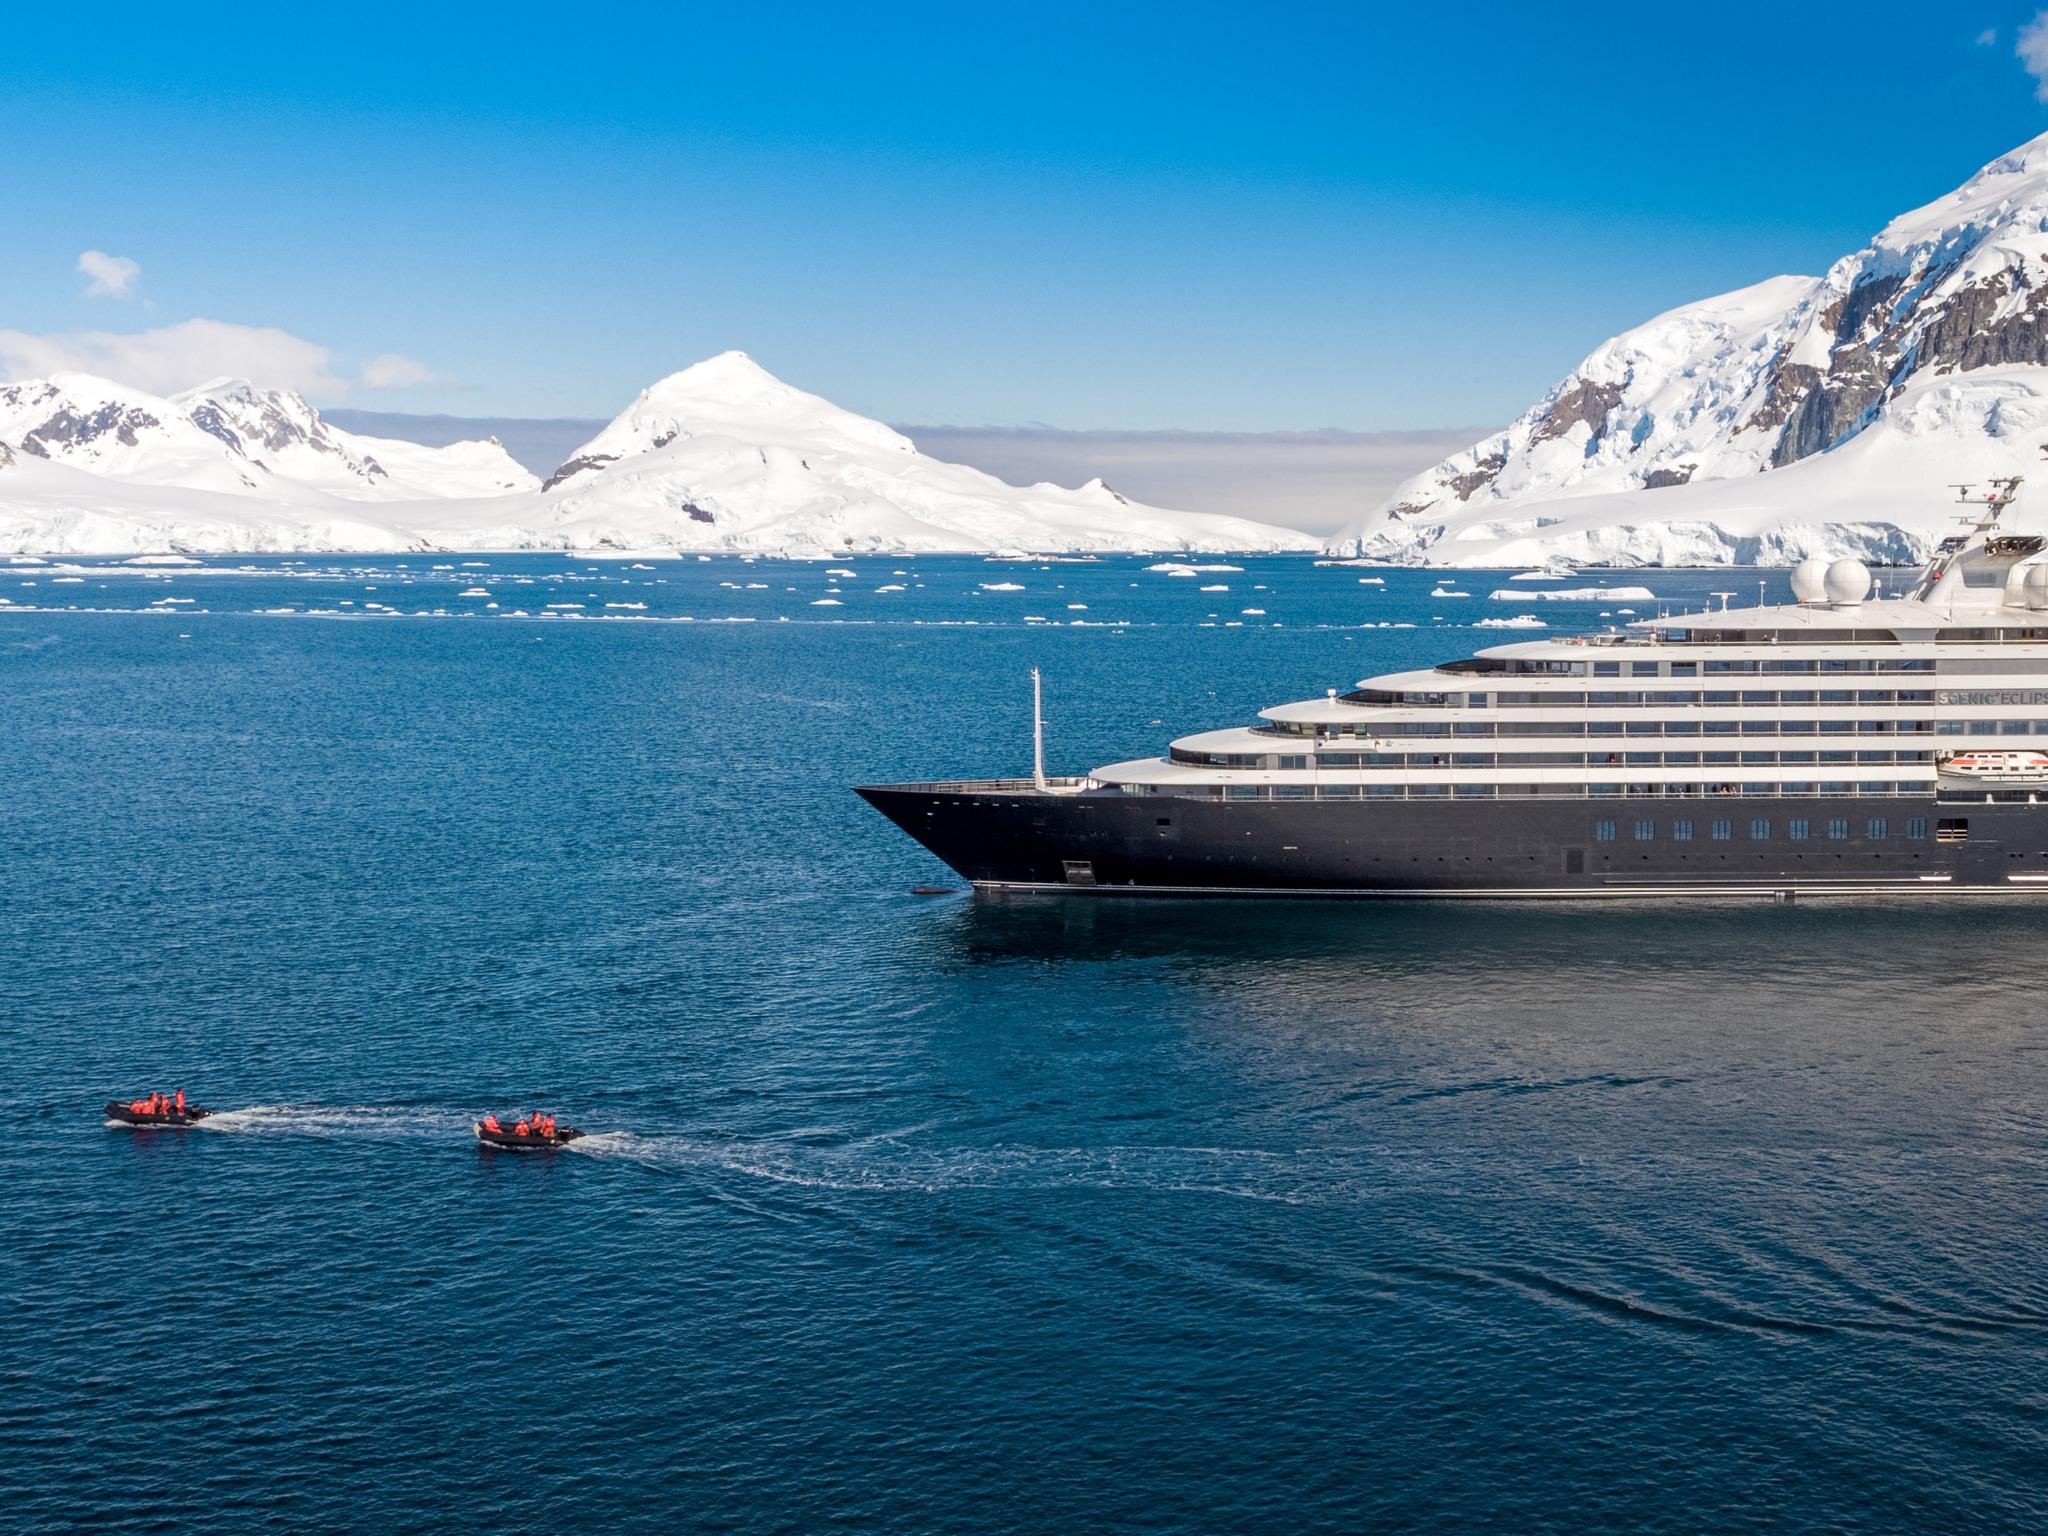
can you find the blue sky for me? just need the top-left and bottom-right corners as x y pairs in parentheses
(6, 2), (2048, 430)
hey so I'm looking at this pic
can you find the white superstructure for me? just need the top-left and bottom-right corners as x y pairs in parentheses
(1094, 480), (2048, 807)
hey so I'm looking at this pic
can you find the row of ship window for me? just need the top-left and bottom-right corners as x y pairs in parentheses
(1433, 659), (1925, 675)
(1256, 719), (2042, 743)
(1337, 688), (1939, 710)
(1119, 781), (1932, 800)
(1179, 747), (1940, 769)
(1296, 750), (1925, 767)
(1592, 817), (1924, 842)
(1445, 657), (1937, 678)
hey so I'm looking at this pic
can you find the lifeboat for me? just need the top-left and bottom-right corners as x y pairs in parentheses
(473, 1118), (583, 1150)
(105, 1100), (210, 1128)
(1936, 750), (2048, 784)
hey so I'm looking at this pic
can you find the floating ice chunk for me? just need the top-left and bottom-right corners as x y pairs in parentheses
(810, 598), (843, 606)
(1241, 608), (1266, 615)
(1148, 562), (1243, 576)
(1477, 614), (1548, 628)
(826, 567), (857, 577)
(1200, 584), (1229, 592)
(1066, 603), (1087, 610)
(980, 582), (1025, 591)
(1486, 586), (1656, 601)
(458, 588), (490, 597)
(1430, 587), (1472, 598)
(124, 555), (201, 566)
(605, 602), (648, 609)
(1357, 576), (1385, 584)
(875, 584), (905, 592)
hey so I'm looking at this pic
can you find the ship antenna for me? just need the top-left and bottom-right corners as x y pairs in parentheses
(1031, 666), (1049, 790)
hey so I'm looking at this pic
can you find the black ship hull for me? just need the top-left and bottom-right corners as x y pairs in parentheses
(857, 781), (2048, 898)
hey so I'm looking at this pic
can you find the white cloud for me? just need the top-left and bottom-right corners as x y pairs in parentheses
(76, 249), (141, 299)
(1979, 26), (1999, 46)
(0, 318), (348, 397)
(360, 353), (443, 390)
(2020, 12), (2048, 100)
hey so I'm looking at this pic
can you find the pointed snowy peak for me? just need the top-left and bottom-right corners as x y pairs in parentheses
(173, 376), (364, 470)
(548, 351), (913, 489)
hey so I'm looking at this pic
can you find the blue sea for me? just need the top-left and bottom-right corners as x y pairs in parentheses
(4, 552), (2044, 1534)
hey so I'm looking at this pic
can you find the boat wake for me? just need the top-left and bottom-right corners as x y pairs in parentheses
(197, 1103), (472, 1142)
(566, 1130), (1354, 1204)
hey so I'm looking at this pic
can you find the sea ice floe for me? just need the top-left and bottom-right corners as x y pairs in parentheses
(1485, 586), (1656, 602)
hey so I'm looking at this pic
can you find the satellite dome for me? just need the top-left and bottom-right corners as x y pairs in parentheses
(1823, 558), (1871, 606)
(2026, 564), (2048, 610)
(1789, 556), (1829, 604)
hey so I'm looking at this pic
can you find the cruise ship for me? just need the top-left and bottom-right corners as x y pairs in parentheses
(858, 480), (2048, 898)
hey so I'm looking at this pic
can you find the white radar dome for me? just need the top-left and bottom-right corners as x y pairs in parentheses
(1789, 556), (1829, 604)
(2026, 564), (2048, 610)
(1823, 558), (1871, 606)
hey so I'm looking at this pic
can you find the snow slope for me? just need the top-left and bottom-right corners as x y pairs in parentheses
(509, 352), (1316, 555)
(0, 352), (1313, 556)
(1330, 131), (2048, 566)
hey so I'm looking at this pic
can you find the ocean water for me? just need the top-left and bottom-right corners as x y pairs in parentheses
(3, 553), (2044, 1534)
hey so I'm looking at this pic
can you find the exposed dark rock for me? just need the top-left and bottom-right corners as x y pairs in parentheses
(1822, 272), (1907, 343)
(187, 402), (247, 455)
(542, 452), (617, 491)
(1771, 339), (1891, 465)
(1744, 360), (1819, 434)
(651, 430), (677, 448)
(680, 501), (715, 524)
(1446, 449), (1507, 501)
(20, 403), (162, 456)
(1642, 464), (1696, 489)
(1529, 380), (1623, 448)
(1384, 498), (1437, 522)
(0, 441), (13, 469)
(1919, 271), (2048, 372)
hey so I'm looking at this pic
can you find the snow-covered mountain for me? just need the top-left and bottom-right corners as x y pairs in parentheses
(1330, 131), (2048, 567)
(490, 351), (1314, 554)
(0, 373), (536, 506)
(0, 352), (1314, 556)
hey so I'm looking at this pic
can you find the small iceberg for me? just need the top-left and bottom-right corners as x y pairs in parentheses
(1200, 584), (1229, 592)
(1147, 562), (1243, 576)
(979, 582), (1025, 592)
(1486, 585), (1656, 602)
(1477, 614), (1548, 629)
(1429, 587), (1472, 598)
(810, 598), (843, 606)
(1357, 576), (1385, 585)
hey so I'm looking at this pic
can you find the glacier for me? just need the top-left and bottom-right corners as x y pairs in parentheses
(1328, 130), (2048, 568)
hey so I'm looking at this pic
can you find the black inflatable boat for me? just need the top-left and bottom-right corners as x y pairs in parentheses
(106, 1100), (211, 1128)
(473, 1120), (583, 1150)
